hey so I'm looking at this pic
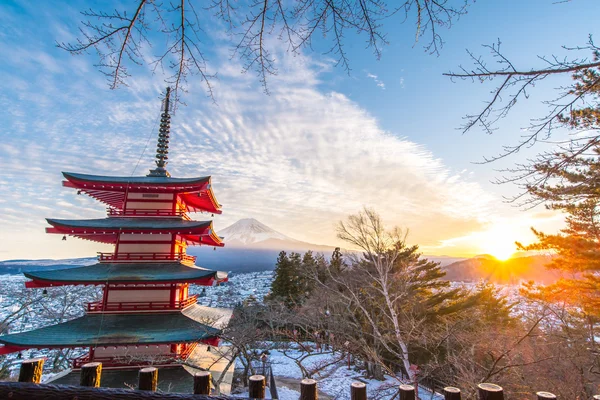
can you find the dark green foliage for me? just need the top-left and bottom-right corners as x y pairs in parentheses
(517, 67), (600, 316)
(267, 251), (312, 308)
(268, 250), (335, 308)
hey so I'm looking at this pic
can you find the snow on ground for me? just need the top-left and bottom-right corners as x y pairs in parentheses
(236, 385), (301, 400)
(237, 343), (443, 400)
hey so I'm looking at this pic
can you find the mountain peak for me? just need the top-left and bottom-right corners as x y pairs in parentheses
(219, 218), (296, 245)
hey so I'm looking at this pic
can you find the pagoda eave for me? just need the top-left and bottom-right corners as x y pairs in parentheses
(45, 218), (219, 244)
(180, 191), (222, 215)
(0, 337), (221, 357)
(0, 305), (231, 350)
(23, 262), (228, 287)
(62, 172), (211, 190)
(62, 172), (222, 214)
(24, 275), (227, 288)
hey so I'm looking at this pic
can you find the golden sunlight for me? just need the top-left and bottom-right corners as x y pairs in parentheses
(478, 225), (518, 261)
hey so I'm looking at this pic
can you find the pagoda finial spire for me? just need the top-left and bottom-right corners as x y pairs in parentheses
(148, 87), (172, 177)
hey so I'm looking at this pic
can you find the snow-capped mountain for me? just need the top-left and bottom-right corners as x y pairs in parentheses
(218, 218), (299, 246)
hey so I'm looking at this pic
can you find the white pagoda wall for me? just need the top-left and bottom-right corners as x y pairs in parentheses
(117, 243), (172, 253)
(107, 289), (171, 303)
(94, 344), (173, 358)
(117, 233), (173, 254)
(125, 192), (174, 211)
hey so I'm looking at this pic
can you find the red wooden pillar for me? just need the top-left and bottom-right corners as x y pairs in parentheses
(170, 283), (177, 308)
(102, 285), (110, 309)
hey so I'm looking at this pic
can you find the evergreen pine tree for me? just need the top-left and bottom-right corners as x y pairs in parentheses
(268, 250), (319, 308)
(330, 247), (345, 274)
(287, 252), (304, 306)
(517, 121), (600, 316)
(268, 251), (291, 305)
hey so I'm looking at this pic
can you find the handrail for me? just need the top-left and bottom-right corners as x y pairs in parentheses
(87, 295), (198, 312)
(107, 208), (190, 218)
(72, 354), (181, 369)
(97, 252), (196, 265)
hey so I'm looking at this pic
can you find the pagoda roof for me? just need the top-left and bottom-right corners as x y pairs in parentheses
(62, 172), (222, 214)
(0, 305), (232, 349)
(46, 218), (224, 247)
(63, 172), (212, 186)
(23, 262), (228, 287)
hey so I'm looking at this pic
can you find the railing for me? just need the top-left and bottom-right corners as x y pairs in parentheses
(4, 358), (583, 399)
(72, 354), (184, 369)
(97, 252), (196, 265)
(86, 295), (198, 312)
(108, 208), (190, 219)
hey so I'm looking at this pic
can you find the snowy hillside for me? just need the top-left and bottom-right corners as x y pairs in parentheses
(218, 218), (298, 246)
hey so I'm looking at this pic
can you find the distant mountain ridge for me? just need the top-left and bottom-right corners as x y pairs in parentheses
(443, 254), (558, 284)
(217, 218), (336, 252)
(2, 219), (547, 277)
(219, 218), (297, 245)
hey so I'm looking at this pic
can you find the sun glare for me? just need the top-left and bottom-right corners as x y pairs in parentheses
(485, 241), (515, 261)
(479, 225), (518, 261)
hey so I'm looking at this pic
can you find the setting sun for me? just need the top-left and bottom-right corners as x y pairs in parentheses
(484, 241), (516, 261)
(477, 225), (519, 261)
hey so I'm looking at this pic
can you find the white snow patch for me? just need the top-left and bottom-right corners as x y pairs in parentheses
(219, 218), (297, 245)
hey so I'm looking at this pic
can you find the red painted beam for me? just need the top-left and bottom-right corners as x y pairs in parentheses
(0, 345), (29, 356)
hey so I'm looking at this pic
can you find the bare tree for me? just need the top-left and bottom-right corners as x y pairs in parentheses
(445, 24), (600, 207)
(305, 207), (472, 385)
(446, 36), (600, 157)
(58, 0), (472, 100)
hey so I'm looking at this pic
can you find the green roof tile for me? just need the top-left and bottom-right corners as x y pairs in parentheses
(64, 172), (211, 186)
(47, 218), (212, 230)
(0, 305), (231, 347)
(24, 262), (227, 283)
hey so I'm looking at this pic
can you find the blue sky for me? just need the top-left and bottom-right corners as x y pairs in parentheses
(0, 0), (598, 260)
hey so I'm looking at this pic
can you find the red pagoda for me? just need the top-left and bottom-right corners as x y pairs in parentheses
(0, 89), (232, 381)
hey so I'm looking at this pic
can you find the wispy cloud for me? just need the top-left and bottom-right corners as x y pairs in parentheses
(0, 8), (500, 259)
(366, 72), (386, 90)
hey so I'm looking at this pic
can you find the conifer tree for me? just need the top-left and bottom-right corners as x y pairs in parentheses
(514, 68), (600, 316)
(268, 250), (323, 308)
(288, 252), (305, 305)
(268, 251), (293, 307)
(330, 247), (346, 274)
(519, 176), (600, 316)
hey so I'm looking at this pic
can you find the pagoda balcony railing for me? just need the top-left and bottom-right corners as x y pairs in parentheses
(86, 295), (198, 313)
(107, 208), (191, 219)
(97, 252), (196, 265)
(72, 352), (189, 369)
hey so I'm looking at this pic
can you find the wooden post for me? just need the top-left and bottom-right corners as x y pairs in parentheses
(138, 367), (158, 391)
(79, 362), (102, 387)
(477, 383), (503, 400)
(248, 375), (266, 399)
(351, 381), (367, 400)
(399, 384), (416, 400)
(443, 387), (461, 400)
(536, 392), (556, 399)
(18, 358), (44, 383)
(300, 378), (318, 400)
(193, 371), (211, 395)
